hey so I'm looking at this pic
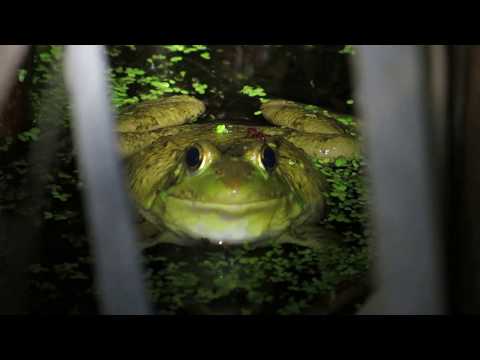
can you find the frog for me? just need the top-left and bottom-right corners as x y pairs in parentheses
(117, 95), (360, 249)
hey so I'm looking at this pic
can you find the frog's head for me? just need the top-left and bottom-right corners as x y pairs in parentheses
(127, 131), (325, 246)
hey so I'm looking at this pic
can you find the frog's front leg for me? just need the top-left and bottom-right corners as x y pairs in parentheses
(137, 217), (199, 248)
(272, 224), (342, 250)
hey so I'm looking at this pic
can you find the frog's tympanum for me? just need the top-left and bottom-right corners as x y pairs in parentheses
(117, 96), (359, 249)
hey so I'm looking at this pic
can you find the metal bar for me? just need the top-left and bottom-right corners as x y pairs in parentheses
(0, 45), (29, 111)
(427, 45), (449, 182)
(450, 46), (480, 313)
(64, 45), (151, 314)
(426, 45), (452, 313)
(352, 45), (446, 314)
(427, 45), (456, 312)
(0, 45), (30, 314)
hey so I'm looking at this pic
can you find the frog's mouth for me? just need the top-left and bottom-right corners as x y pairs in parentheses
(168, 196), (285, 214)
(157, 194), (302, 245)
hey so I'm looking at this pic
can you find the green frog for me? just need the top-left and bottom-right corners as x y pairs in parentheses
(117, 95), (359, 249)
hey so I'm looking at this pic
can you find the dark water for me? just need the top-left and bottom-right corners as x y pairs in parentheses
(0, 45), (368, 315)
(111, 45), (353, 124)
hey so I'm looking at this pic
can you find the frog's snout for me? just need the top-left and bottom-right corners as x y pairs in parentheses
(213, 159), (254, 192)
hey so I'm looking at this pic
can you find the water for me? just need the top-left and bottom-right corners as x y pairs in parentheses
(0, 45), (369, 315)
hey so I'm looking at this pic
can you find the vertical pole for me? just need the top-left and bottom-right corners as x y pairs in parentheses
(0, 45), (30, 314)
(450, 46), (480, 313)
(0, 46), (29, 110)
(352, 45), (446, 314)
(64, 45), (151, 315)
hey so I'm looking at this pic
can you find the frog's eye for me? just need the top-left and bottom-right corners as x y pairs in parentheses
(185, 145), (203, 170)
(261, 145), (277, 170)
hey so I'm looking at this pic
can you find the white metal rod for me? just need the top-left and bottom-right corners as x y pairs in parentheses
(352, 45), (446, 314)
(64, 45), (151, 315)
(0, 45), (29, 111)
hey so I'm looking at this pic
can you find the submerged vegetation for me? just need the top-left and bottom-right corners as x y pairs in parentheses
(0, 45), (370, 314)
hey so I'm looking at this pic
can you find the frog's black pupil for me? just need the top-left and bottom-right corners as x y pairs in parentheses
(186, 146), (202, 169)
(261, 146), (276, 169)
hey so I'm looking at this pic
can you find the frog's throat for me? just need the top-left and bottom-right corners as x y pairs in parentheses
(155, 194), (302, 245)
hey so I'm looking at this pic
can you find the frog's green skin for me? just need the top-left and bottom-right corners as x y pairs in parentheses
(117, 96), (359, 249)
